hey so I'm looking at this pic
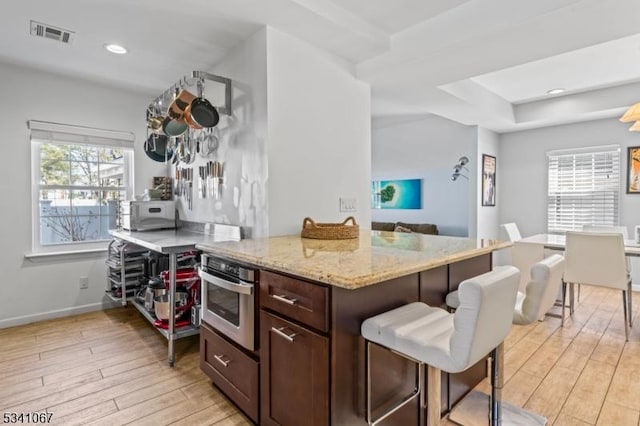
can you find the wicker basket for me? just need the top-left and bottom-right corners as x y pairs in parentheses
(301, 216), (359, 240)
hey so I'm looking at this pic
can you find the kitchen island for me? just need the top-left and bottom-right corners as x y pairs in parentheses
(196, 230), (510, 425)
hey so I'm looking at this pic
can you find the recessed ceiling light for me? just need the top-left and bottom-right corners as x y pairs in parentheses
(104, 43), (127, 55)
(547, 88), (565, 95)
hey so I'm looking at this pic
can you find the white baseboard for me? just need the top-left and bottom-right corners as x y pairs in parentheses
(633, 284), (640, 293)
(0, 301), (120, 329)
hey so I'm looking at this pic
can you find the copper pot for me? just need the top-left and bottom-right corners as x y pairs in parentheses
(169, 90), (197, 119)
(183, 103), (202, 129)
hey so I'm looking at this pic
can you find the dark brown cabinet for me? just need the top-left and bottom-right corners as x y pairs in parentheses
(200, 323), (259, 423)
(260, 270), (329, 332)
(260, 310), (329, 426)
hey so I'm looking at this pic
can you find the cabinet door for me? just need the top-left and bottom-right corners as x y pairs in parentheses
(260, 310), (329, 426)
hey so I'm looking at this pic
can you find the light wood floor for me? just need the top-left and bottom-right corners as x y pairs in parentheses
(0, 285), (638, 425)
(444, 285), (640, 426)
(0, 308), (251, 426)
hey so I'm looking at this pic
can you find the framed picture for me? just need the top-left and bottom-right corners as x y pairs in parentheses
(482, 154), (496, 206)
(627, 146), (640, 194)
(371, 179), (422, 209)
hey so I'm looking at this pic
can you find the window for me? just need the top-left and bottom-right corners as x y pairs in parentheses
(29, 121), (134, 253)
(547, 145), (620, 233)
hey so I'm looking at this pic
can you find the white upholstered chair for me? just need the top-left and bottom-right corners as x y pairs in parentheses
(578, 225), (631, 303)
(501, 222), (522, 242)
(446, 254), (566, 326)
(361, 266), (520, 426)
(564, 231), (632, 340)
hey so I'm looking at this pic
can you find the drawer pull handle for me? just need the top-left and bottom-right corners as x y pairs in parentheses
(213, 354), (230, 367)
(272, 326), (297, 342)
(271, 294), (297, 305)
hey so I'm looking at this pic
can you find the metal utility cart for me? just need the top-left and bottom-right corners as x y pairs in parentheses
(109, 229), (201, 367)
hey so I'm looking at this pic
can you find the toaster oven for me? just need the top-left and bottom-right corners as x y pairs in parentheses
(121, 201), (176, 231)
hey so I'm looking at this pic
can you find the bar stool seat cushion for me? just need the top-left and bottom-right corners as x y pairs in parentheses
(362, 302), (453, 366)
(362, 266), (520, 374)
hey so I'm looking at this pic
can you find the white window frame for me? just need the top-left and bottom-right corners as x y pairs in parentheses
(29, 120), (135, 255)
(546, 145), (621, 234)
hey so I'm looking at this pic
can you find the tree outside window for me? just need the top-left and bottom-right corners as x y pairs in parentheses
(38, 143), (126, 245)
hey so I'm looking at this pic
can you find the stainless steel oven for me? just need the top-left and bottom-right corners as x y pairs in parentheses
(198, 254), (257, 351)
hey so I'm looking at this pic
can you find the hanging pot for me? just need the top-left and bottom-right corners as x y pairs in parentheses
(189, 97), (219, 128)
(144, 134), (173, 162)
(183, 103), (202, 130)
(174, 90), (197, 112)
(147, 116), (165, 133)
(162, 116), (188, 137)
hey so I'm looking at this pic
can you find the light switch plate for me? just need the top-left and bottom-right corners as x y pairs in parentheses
(340, 197), (357, 212)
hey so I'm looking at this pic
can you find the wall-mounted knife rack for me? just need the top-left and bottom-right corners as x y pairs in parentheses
(148, 70), (232, 116)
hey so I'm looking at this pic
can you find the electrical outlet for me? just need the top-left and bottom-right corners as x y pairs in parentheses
(79, 276), (89, 289)
(340, 197), (357, 212)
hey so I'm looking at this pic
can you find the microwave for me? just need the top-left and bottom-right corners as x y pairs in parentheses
(121, 201), (176, 231)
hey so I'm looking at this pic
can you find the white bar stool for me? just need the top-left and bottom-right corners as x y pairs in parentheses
(446, 255), (566, 326)
(361, 266), (520, 426)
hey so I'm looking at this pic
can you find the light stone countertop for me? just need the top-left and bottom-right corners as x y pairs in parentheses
(196, 230), (511, 289)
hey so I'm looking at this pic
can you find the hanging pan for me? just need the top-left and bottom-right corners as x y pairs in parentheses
(144, 134), (173, 163)
(189, 97), (219, 128)
(188, 80), (219, 128)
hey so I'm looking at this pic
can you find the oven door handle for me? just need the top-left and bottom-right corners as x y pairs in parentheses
(198, 269), (254, 295)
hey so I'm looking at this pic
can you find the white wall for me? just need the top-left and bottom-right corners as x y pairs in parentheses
(476, 127), (500, 239)
(499, 117), (640, 284)
(0, 62), (163, 327)
(174, 28), (270, 238)
(371, 115), (476, 236)
(266, 28), (372, 236)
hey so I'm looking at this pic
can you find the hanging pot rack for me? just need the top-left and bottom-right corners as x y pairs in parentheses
(148, 70), (232, 116)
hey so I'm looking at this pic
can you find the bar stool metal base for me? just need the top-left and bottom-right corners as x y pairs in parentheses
(448, 391), (547, 426)
(365, 341), (425, 426)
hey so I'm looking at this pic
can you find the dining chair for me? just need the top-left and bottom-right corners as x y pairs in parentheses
(564, 231), (632, 340)
(501, 223), (522, 242)
(579, 225), (631, 303)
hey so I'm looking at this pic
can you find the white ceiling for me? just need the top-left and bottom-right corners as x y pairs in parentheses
(2, 0), (639, 133)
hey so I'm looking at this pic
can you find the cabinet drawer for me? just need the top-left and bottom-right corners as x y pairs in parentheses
(200, 323), (259, 423)
(260, 270), (329, 332)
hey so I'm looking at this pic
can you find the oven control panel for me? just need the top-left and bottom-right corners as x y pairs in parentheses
(202, 254), (256, 283)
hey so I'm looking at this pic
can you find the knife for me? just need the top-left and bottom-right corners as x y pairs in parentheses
(189, 168), (193, 209)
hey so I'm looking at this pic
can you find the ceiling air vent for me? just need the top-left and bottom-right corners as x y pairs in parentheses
(30, 20), (75, 44)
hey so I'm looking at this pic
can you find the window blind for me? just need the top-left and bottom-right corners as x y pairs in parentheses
(547, 146), (620, 233)
(28, 120), (135, 149)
